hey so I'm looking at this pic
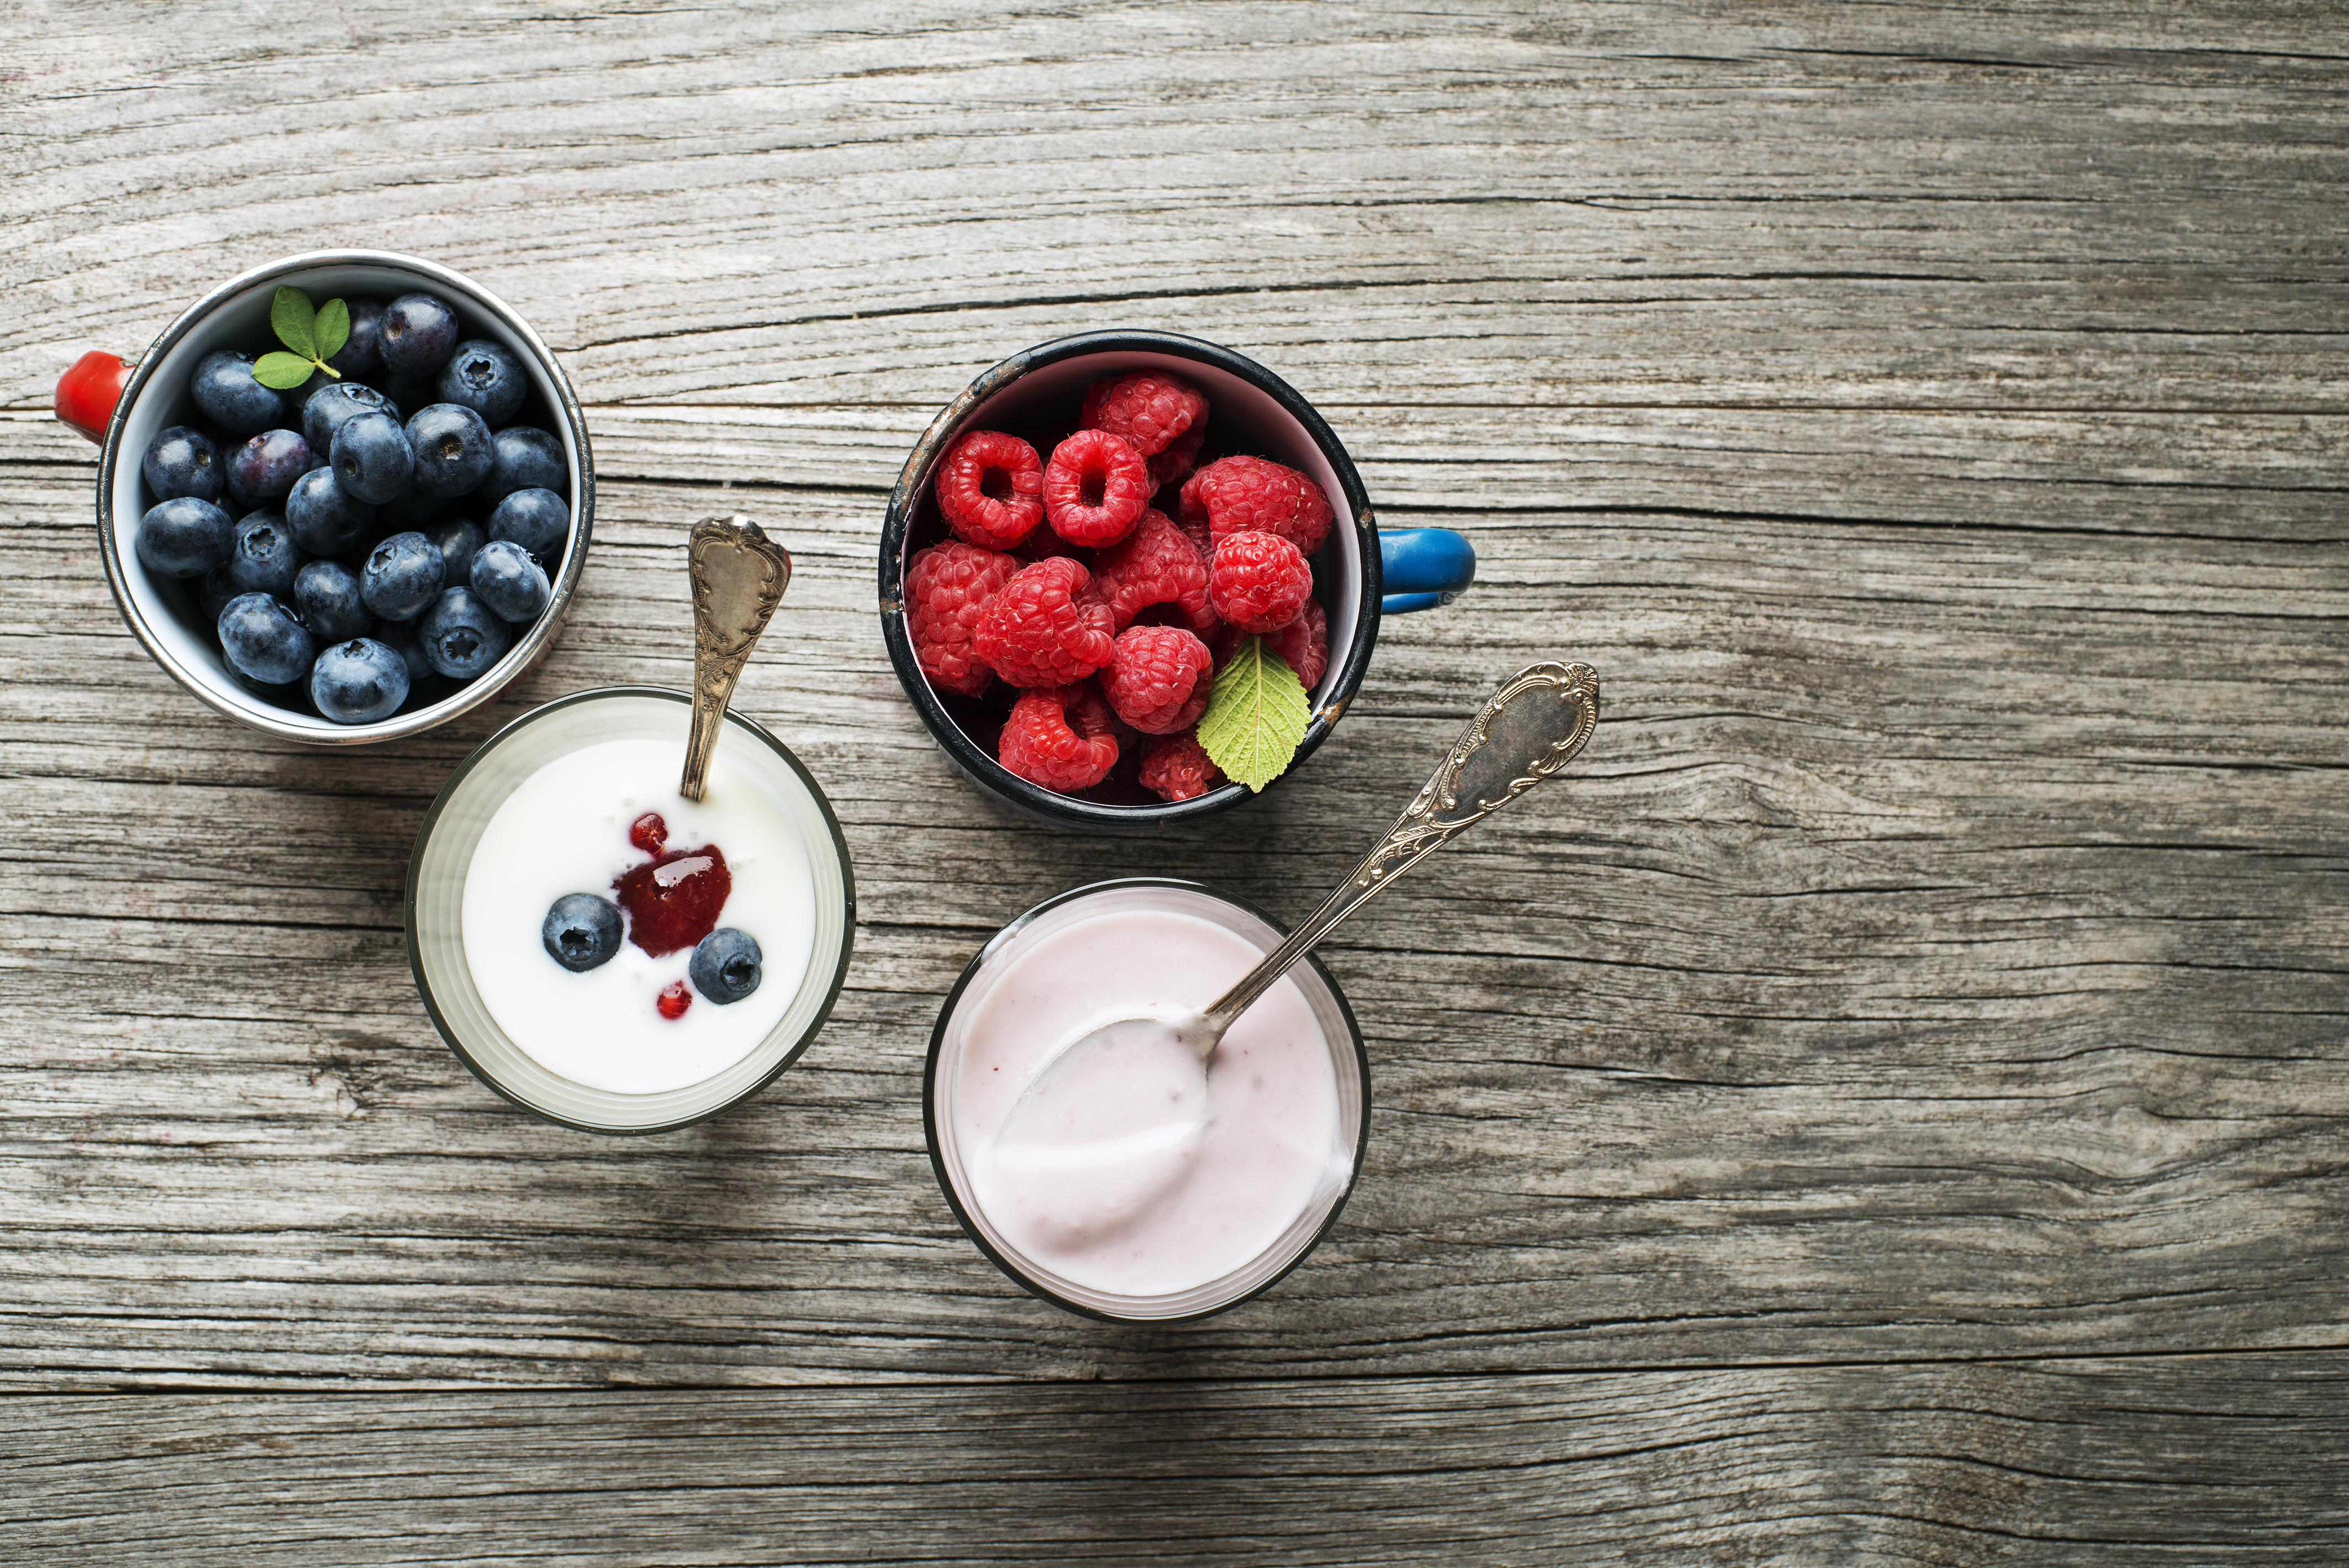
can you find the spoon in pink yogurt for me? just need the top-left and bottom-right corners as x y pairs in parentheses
(998, 660), (1602, 1155)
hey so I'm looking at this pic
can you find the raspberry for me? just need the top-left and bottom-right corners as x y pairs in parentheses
(1193, 455), (1334, 556)
(1267, 596), (1329, 690)
(907, 540), (1020, 697)
(1102, 624), (1214, 735)
(972, 555), (1116, 687)
(1091, 507), (1212, 633)
(1208, 530), (1313, 635)
(1139, 729), (1226, 803)
(1042, 428), (1152, 548)
(999, 685), (1120, 791)
(1081, 371), (1209, 487)
(1176, 466), (1211, 537)
(935, 429), (1045, 550)
(1147, 422), (1207, 488)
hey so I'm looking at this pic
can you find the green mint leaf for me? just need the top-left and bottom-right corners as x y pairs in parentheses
(270, 286), (318, 359)
(252, 351), (317, 390)
(313, 298), (350, 361)
(1196, 635), (1310, 793)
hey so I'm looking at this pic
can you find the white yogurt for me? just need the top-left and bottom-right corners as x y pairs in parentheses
(461, 737), (818, 1094)
(952, 907), (1351, 1298)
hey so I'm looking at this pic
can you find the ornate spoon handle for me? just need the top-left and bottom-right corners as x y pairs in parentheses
(1199, 660), (1600, 1034)
(681, 515), (793, 802)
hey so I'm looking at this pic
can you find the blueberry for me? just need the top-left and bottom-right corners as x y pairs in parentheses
(142, 425), (223, 503)
(292, 559), (373, 644)
(198, 564), (240, 622)
(405, 403), (493, 499)
(436, 339), (528, 425)
(542, 893), (623, 973)
(134, 496), (235, 578)
(689, 928), (762, 1003)
(309, 637), (410, 724)
(228, 510), (308, 598)
(217, 592), (315, 686)
(469, 539), (550, 625)
(481, 426), (567, 503)
(379, 292), (460, 378)
(377, 486), (448, 533)
(361, 530), (447, 620)
(330, 410), (414, 506)
(328, 297), (386, 378)
(372, 371), (439, 421)
(229, 428), (311, 504)
(189, 350), (287, 435)
(380, 620), (434, 684)
(285, 468), (377, 557)
(417, 587), (513, 679)
(485, 487), (568, 558)
(301, 382), (400, 459)
(424, 516), (484, 583)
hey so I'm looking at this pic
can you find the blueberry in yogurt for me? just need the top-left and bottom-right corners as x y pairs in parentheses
(688, 928), (763, 1004)
(542, 893), (623, 973)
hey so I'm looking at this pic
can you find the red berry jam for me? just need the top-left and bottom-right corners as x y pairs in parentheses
(629, 812), (668, 854)
(656, 980), (692, 1020)
(613, 844), (731, 956)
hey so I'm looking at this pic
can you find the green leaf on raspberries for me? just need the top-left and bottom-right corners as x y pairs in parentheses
(313, 297), (351, 360)
(251, 351), (318, 390)
(1197, 635), (1310, 793)
(270, 286), (318, 359)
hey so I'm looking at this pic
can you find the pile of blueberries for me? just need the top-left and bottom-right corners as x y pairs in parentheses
(133, 290), (572, 724)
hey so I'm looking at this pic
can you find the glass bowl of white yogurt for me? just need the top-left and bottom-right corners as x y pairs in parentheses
(407, 687), (855, 1133)
(925, 878), (1370, 1322)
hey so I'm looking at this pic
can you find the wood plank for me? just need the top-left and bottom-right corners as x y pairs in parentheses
(6, 1358), (2347, 1565)
(5, 4), (2347, 413)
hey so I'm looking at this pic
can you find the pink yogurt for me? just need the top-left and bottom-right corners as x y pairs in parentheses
(929, 881), (1366, 1318)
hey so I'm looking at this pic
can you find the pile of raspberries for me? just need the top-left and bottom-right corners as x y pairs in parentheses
(905, 369), (1334, 802)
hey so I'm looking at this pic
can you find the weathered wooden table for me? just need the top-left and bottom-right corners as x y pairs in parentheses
(6, 4), (2345, 1561)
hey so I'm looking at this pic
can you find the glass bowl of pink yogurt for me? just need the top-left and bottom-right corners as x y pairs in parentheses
(925, 878), (1371, 1322)
(406, 686), (856, 1134)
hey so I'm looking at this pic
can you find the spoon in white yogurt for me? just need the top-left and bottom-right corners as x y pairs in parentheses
(680, 515), (793, 803)
(997, 659), (1602, 1153)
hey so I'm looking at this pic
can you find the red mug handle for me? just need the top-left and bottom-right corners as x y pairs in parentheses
(55, 351), (131, 445)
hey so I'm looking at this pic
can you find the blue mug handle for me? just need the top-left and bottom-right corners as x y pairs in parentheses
(1379, 529), (1476, 614)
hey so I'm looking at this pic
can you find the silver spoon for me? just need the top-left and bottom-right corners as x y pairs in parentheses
(999, 659), (1601, 1146)
(680, 514), (793, 802)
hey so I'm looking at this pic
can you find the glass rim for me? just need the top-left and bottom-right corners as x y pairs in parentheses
(404, 685), (857, 1135)
(922, 876), (1372, 1324)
